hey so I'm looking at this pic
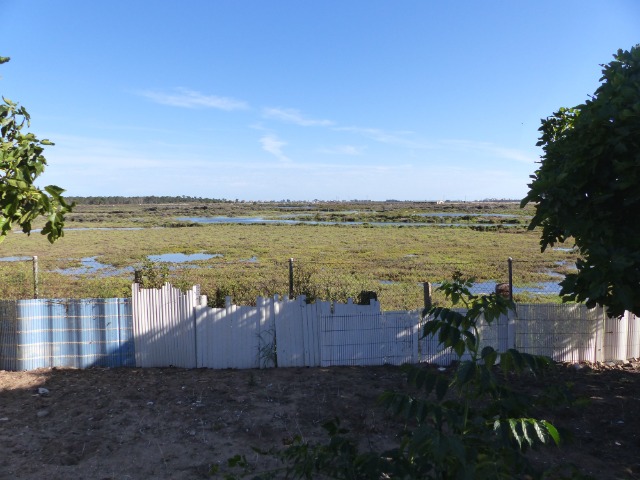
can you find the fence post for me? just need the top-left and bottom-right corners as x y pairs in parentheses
(32, 256), (39, 299)
(423, 282), (432, 311)
(289, 258), (294, 299)
(595, 306), (606, 363)
(508, 257), (513, 302)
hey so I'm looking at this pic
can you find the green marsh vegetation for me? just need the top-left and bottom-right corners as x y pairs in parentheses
(0, 201), (577, 309)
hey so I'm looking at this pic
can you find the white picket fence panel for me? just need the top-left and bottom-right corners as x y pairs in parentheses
(130, 284), (640, 370)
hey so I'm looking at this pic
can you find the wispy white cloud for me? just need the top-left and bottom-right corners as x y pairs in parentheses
(248, 122), (270, 132)
(137, 87), (249, 110)
(260, 134), (291, 162)
(486, 145), (537, 164)
(39, 131), (530, 200)
(318, 145), (365, 156)
(335, 126), (425, 148)
(43, 134), (168, 168)
(263, 107), (334, 127)
(441, 139), (537, 164)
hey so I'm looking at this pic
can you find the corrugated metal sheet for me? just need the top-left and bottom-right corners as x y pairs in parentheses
(604, 310), (640, 362)
(195, 298), (274, 369)
(272, 295), (331, 368)
(0, 300), (19, 371)
(3, 286), (640, 372)
(627, 312), (640, 359)
(131, 283), (202, 368)
(418, 311), (513, 366)
(515, 303), (604, 363)
(319, 302), (417, 368)
(11, 298), (134, 370)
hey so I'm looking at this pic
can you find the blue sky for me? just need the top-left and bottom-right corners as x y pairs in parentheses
(1, 1), (638, 201)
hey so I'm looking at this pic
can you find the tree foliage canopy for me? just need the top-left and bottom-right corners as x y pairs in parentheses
(522, 45), (640, 317)
(0, 56), (72, 243)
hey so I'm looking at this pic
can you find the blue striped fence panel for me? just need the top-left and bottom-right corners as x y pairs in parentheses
(0, 300), (18, 371)
(13, 298), (134, 370)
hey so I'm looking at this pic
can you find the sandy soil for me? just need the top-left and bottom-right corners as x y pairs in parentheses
(0, 362), (639, 480)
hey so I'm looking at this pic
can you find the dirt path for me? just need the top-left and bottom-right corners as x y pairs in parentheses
(0, 362), (638, 479)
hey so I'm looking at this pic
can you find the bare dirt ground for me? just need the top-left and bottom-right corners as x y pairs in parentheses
(0, 361), (639, 480)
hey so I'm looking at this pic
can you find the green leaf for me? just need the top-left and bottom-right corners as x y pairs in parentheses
(424, 370), (438, 395)
(508, 419), (522, 448)
(533, 420), (546, 443)
(542, 420), (560, 445)
(456, 361), (475, 386)
(521, 419), (532, 446)
(453, 339), (465, 357)
(435, 375), (448, 401)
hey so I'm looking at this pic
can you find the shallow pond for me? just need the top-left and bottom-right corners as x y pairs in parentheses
(414, 213), (517, 218)
(54, 257), (133, 277)
(177, 216), (520, 228)
(512, 281), (562, 295)
(0, 256), (33, 262)
(552, 247), (577, 252)
(147, 253), (222, 263)
(433, 280), (562, 296)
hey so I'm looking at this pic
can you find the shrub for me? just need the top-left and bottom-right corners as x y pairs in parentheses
(215, 274), (574, 479)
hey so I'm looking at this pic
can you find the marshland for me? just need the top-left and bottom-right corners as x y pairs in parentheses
(0, 199), (577, 310)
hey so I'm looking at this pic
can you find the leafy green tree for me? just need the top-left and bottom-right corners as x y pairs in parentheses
(0, 56), (72, 243)
(521, 45), (640, 317)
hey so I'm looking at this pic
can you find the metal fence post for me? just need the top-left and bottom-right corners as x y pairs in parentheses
(33, 256), (39, 299)
(508, 257), (513, 302)
(289, 258), (294, 299)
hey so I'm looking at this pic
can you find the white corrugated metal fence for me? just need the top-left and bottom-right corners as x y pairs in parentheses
(1, 284), (639, 371)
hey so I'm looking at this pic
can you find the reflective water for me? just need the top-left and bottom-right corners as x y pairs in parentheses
(49, 255), (564, 296)
(54, 257), (133, 277)
(473, 280), (561, 295)
(147, 253), (222, 263)
(53, 252), (246, 277)
(58, 257), (107, 275)
(512, 282), (562, 295)
(178, 216), (297, 224)
(177, 216), (520, 228)
(433, 280), (562, 295)
(0, 256), (32, 262)
(414, 213), (517, 218)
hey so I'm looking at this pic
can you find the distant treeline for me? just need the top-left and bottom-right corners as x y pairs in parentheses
(66, 196), (523, 206)
(66, 196), (231, 205)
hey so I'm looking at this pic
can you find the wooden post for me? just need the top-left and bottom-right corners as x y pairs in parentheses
(288, 258), (294, 299)
(33, 255), (39, 299)
(423, 281), (432, 310)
